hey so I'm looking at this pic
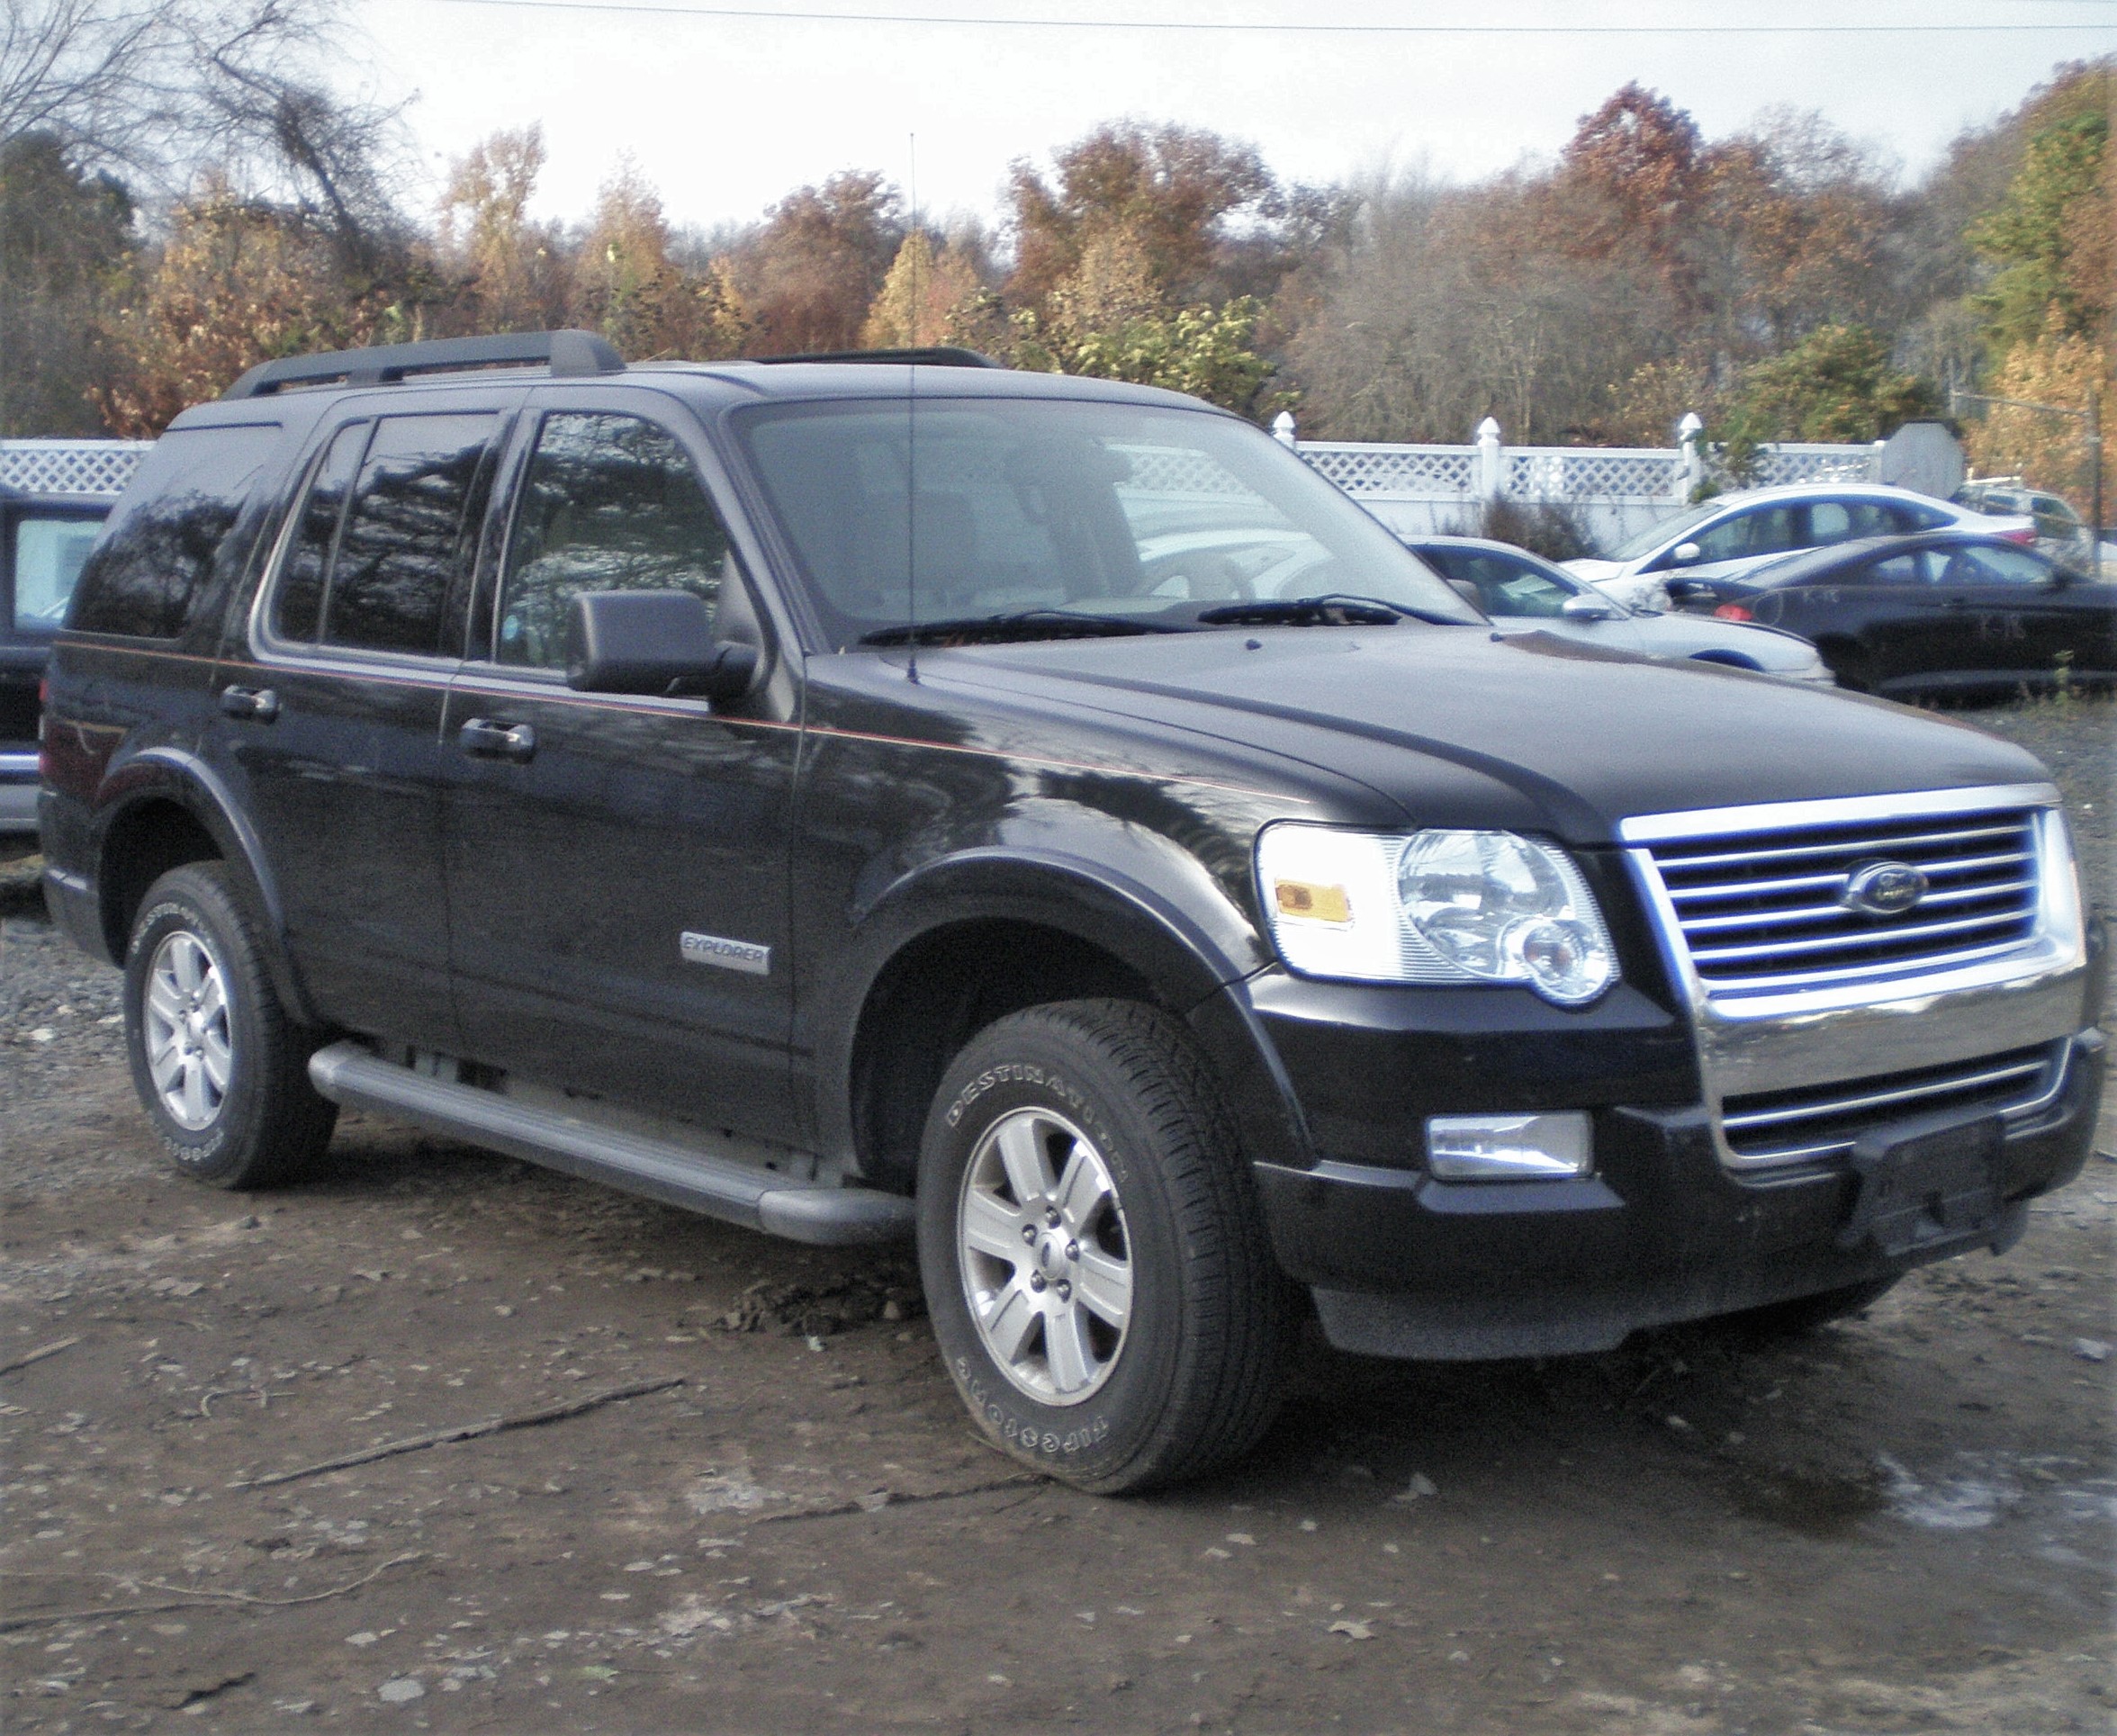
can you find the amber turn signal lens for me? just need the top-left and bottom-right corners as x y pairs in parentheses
(1273, 879), (1352, 924)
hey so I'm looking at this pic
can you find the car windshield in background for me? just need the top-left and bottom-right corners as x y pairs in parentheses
(1607, 500), (1720, 562)
(733, 395), (1476, 648)
(14, 514), (104, 633)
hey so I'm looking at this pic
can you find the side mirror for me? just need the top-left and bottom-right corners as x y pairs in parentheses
(1670, 541), (1703, 566)
(565, 589), (761, 704)
(1560, 591), (1619, 621)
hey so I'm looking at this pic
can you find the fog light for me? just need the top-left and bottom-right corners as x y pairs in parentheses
(1426, 1112), (1591, 1180)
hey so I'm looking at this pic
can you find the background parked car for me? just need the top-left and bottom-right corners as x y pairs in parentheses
(1563, 483), (2035, 609)
(2, 481), (115, 844)
(1952, 477), (2098, 570)
(1662, 529), (2116, 698)
(1401, 534), (1836, 685)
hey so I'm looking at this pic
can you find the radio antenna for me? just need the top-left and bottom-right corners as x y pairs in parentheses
(905, 130), (919, 684)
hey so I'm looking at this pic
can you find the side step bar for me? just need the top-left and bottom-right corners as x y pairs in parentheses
(307, 1042), (914, 1246)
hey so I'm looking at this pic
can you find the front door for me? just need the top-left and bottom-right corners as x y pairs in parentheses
(442, 400), (800, 1140)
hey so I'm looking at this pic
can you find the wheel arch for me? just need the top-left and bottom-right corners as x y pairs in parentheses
(92, 750), (312, 1022)
(822, 849), (1307, 1194)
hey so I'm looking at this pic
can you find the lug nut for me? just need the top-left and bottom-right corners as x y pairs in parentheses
(1066, 1240), (1079, 1261)
(1029, 1273), (1047, 1292)
(1055, 1281), (1071, 1301)
(1020, 1224), (1038, 1245)
(1046, 1208), (1062, 1228)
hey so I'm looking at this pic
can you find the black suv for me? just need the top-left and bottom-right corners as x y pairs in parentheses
(39, 333), (2106, 1492)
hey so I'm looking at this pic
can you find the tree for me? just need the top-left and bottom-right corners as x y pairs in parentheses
(1716, 323), (1938, 445)
(733, 169), (902, 354)
(1557, 83), (1710, 317)
(0, 129), (133, 434)
(1966, 315), (2112, 510)
(94, 181), (398, 436)
(1969, 103), (2110, 352)
(859, 229), (988, 349)
(1006, 121), (1275, 310)
(570, 159), (748, 361)
(435, 125), (566, 334)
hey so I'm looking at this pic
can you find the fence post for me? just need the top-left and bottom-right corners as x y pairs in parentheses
(1677, 412), (1704, 500)
(1475, 418), (1504, 500)
(1271, 409), (1297, 449)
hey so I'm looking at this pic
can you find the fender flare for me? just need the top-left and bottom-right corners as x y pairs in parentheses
(91, 746), (318, 1024)
(810, 845), (1313, 1180)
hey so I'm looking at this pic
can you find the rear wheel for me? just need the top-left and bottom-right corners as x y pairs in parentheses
(123, 862), (337, 1188)
(917, 999), (1287, 1493)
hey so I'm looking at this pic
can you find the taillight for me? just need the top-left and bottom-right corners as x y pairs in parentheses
(2000, 526), (2037, 545)
(37, 676), (50, 778)
(1713, 602), (1753, 622)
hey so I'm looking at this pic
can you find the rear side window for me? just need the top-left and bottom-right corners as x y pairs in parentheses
(1810, 501), (1896, 544)
(269, 413), (500, 657)
(494, 412), (731, 668)
(13, 513), (105, 634)
(68, 423), (281, 638)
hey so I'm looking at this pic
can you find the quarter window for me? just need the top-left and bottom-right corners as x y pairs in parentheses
(495, 412), (731, 669)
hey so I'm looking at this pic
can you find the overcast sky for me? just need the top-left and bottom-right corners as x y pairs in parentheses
(349, 0), (2117, 233)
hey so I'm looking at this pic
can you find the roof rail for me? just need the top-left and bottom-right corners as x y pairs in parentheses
(739, 347), (1001, 369)
(221, 329), (625, 400)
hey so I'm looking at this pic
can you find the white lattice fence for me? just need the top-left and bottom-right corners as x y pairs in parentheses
(1298, 443), (1479, 498)
(1504, 448), (1685, 502)
(0, 439), (149, 497)
(1752, 445), (1880, 488)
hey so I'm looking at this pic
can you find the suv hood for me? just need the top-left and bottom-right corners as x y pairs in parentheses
(940, 627), (2046, 844)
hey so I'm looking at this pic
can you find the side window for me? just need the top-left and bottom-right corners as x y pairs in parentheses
(13, 514), (104, 634)
(274, 422), (368, 643)
(322, 414), (498, 656)
(1692, 506), (1800, 563)
(1808, 502), (1855, 544)
(69, 423), (282, 638)
(1938, 544), (2049, 588)
(495, 411), (731, 669)
(1860, 553), (1932, 586)
(1473, 553), (1572, 616)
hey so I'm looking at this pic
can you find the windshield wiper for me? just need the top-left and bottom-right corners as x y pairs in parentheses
(859, 608), (1186, 647)
(1195, 593), (1469, 628)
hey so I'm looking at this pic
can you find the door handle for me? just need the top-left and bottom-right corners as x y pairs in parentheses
(220, 684), (279, 722)
(458, 717), (536, 762)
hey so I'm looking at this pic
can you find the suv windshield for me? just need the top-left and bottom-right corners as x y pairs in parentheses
(734, 396), (1474, 648)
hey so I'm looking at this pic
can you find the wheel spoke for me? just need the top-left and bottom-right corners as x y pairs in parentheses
(981, 1283), (1040, 1364)
(1052, 1146), (1110, 1227)
(995, 1116), (1054, 1206)
(1075, 1246), (1132, 1330)
(147, 1032), (185, 1091)
(194, 971), (226, 1024)
(181, 1057), (210, 1125)
(170, 937), (203, 996)
(199, 1030), (232, 1093)
(1046, 1306), (1096, 1395)
(961, 1189), (1026, 1263)
(146, 977), (185, 1026)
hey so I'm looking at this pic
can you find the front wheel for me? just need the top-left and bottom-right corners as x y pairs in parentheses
(916, 999), (1288, 1494)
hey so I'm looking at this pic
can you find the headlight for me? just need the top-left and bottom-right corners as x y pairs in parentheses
(1256, 823), (1617, 1005)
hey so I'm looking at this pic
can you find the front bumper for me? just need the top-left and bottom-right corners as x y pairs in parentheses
(1230, 906), (2104, 1361)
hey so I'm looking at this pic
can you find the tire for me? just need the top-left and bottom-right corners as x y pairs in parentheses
(916, 998), (1288, 1494)
(1716, 1275), (1901, 1341)
(122, 862), (337, 1188)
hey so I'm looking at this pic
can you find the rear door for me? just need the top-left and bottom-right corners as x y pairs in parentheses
(441, 393), (800, 1140)
(220, 395), (514, 1048)
(1923, 542), (2103, 679)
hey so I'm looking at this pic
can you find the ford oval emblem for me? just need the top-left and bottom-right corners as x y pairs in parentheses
(1842, 860), (1928, 916)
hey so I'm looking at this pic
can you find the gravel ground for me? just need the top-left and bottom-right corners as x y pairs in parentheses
(2, 695), (2112, 1733)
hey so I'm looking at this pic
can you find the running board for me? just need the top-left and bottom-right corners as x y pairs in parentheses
(307, 1042), (914, 1246)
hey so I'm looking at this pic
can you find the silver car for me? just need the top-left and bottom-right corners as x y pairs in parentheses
(1401, 535), (1837, 686)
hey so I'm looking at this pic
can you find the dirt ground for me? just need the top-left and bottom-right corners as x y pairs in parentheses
(4, 696), (2112, 1735)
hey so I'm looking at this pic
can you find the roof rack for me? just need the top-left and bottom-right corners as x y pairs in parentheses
(221, 329), (625, 400)
(738, 347), (1000, 369)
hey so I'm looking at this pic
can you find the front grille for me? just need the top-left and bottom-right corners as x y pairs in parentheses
(1643, 806), (2042, 995)
(1719, 1041), (2068, 1165)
